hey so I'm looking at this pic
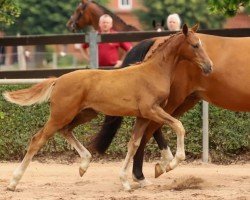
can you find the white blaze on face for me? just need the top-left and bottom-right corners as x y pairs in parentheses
(198, 38), (202, 46)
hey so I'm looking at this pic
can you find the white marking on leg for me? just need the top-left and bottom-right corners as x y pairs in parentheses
(166, 121), (185, 172)
(120, 136), (142, 191)
(62, 131), (91, 176)
(120, 152), (132, 191)
(8, 159), (31, 191)
(156, 147), (174, 172)
(132, 174), (152, 187)
(8, 122), (58, 191)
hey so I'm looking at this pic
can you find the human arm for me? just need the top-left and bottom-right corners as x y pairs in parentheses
(114, 42), (133, 68)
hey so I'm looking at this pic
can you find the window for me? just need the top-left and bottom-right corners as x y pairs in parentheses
(118, 0), (132, 10)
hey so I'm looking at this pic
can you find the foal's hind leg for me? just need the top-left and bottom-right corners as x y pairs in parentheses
(120, 118), (149, 191)
(60, 109), (98, 176)
(7, 97), (83, 191)
(7, 119), (61, 191)
(60, 130), (92, 176)
(132, 135), (153, 187)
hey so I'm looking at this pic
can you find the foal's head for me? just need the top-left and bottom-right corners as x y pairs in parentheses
(67, 0), (97, 32)
(177, 24), (213, 74)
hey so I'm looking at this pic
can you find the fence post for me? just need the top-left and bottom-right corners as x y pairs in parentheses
(86, 31), (100, 69)
(52, 52), (57, 69)
(202, 100), (209, 162)
(17, 33), (27, 70)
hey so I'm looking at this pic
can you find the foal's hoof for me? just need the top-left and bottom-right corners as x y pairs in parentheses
(79, 168), (86, 177)
(165, 164), (172, 173)
(132, 175), (152, 188)
(138, 179), (152, 188)
(155, 163), (164, 178)
(7, 184), (16, 191)
(123, 184), (132, 192)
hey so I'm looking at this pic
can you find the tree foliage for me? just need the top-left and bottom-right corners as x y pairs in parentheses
(0, 0), (20, 25)
(209, 0), (250, 16)
(135, 0), (228, 30)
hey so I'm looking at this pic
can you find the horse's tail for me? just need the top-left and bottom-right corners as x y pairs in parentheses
(88, 39), (156, 154)
(88, 116), (123, 154)
(3, 78), (57, 106)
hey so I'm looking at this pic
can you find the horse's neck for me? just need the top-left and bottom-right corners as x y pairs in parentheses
(90, 3), (137, 31)
(145, 43), (180, 78)
(90, 9), (104, 30)
(112, 20), (135, 31)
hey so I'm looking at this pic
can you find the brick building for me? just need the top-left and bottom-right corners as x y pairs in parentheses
(224, 12), (250, 28)
(106, 0), (144, 30)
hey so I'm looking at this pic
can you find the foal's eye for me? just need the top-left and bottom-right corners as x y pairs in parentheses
(192, 44), (199, 49)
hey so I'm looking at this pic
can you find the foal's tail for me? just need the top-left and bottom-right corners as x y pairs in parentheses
(3, 78), (57, 106)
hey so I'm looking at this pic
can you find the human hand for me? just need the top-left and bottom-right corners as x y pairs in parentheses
(114, 60), (122, 68)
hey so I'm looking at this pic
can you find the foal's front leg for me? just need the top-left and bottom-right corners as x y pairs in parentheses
(132, 126), (173, 186)
(154, 106), (185, 174)
(142, 105), (185, 177)
(120, 118), (149, 191)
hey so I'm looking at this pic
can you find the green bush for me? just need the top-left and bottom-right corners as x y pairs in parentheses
(0, 85), (249, 162)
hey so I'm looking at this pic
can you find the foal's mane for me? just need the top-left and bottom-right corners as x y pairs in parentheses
(91, 1), (139, 31)
(143, 32), (183, 63)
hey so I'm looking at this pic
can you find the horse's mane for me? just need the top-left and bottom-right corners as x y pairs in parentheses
(121, 39), (156, 68)
(143, 32), (182, 63)
(91, 1), (139, 31)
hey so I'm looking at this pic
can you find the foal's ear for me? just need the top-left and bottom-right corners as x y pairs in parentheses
(191, 23), (199, 32)
(182, 24), (188, 36)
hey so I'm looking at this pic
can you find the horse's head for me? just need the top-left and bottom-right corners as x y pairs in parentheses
(67, 0), (93, 32)
(179, 24), (213, 75)
(152, 19), (165, 32)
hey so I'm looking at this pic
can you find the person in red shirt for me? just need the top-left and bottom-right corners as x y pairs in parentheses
(82, 14), (132, 68)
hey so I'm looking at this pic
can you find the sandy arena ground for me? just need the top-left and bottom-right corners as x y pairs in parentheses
(0, 161), (249, 200)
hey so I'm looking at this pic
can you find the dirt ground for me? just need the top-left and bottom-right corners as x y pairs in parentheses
(0, 160), (249, 200)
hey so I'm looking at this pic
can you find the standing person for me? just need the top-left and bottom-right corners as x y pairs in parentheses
(166, 13), (181, 31)
(82, 14), (132, 68)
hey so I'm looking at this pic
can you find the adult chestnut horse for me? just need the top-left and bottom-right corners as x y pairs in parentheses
(3, 25), (212, 191)
(66, 0), (139, 32)
(91, 33), (250, 186)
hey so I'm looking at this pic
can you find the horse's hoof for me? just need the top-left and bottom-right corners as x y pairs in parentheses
(7, 184), (16, 191)
(165, 164), (172, 173)
(124, 185), (132, 192)
(155, 163), (164, 178)
(138, 179), (152, 188)
(79, 168), (86, 177)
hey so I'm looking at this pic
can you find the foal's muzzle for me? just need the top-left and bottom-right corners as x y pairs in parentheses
(201, 61), (213, 75)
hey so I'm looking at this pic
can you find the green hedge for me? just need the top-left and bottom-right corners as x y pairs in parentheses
(0, 85), (249, 162)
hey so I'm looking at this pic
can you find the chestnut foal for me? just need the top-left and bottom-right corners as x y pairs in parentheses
(3, 24), (212, 191)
